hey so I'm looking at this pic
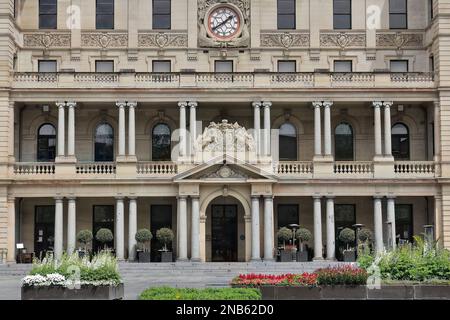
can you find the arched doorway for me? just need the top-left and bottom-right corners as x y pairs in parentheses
(200, 190), (251, 262)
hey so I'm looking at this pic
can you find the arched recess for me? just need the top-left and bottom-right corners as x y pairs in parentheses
(272, 114), (304, 161)
(199, 188), (251, 262)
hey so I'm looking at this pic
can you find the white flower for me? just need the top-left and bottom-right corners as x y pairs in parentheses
(21, 275), (47, 286)
(46, 273), (66, 285)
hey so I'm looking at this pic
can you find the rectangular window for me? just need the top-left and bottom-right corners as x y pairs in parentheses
(215, 60), (233, 73)
(428, 0), (434, 24)
(334, 0), (351, 29)
(335, 204), (356, 260)
(389, 0), (407, 29)
(96, 0), (114, 29)
(334, 60), (352, 72)
(153, 0), (171, 29)
(277, 0), (296, 30)
(39, 0), (57, 29)
(95, 60), (114, 72)
(390, 60), (409, 72)
(278, 60), (296, 72)
(152, 60), (171, 72)
(430, 55), (435, 72)
(38, 60), (57, 72)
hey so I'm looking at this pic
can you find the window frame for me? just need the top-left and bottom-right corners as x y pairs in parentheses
(277, 60), (297, 73)
(334, 122), (354, 161)
(95, 60), (115, 73)
(333, 60), (353, 72)
(214, 60), (234, 73)
(38, 60), (57, 73)
(391, 122), (410, 160)
(277, 0), (296, 30)
(389, 0), (408, 30)
(94, 122), (115, 162)
(152, 0), (171, 30)
(39, 0), (57, 29)
(333, 0), (352, 30)
(37, 123), (57, 162)
(96, 0), (115, 30)
(152, 60), (172, 73)
(390, 59), (409, 73)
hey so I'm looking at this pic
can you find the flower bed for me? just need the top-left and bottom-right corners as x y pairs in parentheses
(315, 266), (368, 285)
(139, 287), (261, 300)
(232, 273), (318, 287)
(21, 252), (123, 300)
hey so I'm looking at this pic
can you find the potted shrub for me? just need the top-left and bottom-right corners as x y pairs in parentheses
(339, 228), (356, 262)
(76, 230), (93, 258)
(357, 228), (373, 253)
(277, 227), (293, 262)
(95, 228), (114, 253)
(296, 228), (312, 262)
(156, 228), (174, 262)
(135, 229), (152, 263)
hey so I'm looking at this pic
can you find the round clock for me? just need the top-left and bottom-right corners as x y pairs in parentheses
(207, 6), (241, 40)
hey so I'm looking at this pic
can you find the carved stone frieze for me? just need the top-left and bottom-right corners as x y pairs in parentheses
(23, 33), (71, 48)
(260, 32), (310, 48)
(138, 32), (188, 48)
(376, 32), (423, 49)
(81, 32), (128, 48)
(320, 32), (366, 48)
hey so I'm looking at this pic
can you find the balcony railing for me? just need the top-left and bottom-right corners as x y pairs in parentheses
(334, 161), (374, 178)
(14, 162), (55, 175)
(277, 161), (313, 177)
(136, 162), (178, 177)
(76, 162), (116, 175)
(11, 72), (435, 90)
(394, 161), (436, 178)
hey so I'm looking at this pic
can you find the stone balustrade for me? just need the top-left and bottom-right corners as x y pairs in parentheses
(13, 162), (55, 175)
(12, 72), (435, 90)
(277, 161), (313, 177)
(394, 161), (436, 178)
(136, 162), (178, 176)
(334, 161), (374, 178)
(75, 162), (116, 175)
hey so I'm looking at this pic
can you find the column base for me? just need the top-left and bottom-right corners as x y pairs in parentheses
(263, 258), (275, 262)
(190, 258), (201, 263)
(313, 257), (324, 261)
(250, 258), (263, 262)
(176, 258), (189, 262)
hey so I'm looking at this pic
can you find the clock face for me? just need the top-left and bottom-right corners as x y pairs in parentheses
(208, 6), (240, 40)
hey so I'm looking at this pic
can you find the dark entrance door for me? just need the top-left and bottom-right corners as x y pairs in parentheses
(335, 204), (356, 261)
(92, 205), (115, 253)
(34, 205), (55, 259)
(150, 205), (172, 261)
(211, 205), (238, 262)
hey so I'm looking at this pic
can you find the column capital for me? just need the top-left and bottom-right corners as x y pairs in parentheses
(116, 101), (127, 108)
(312, 101), (323, 108)
(54, 196), (64, 201)
(178, 101), (188, 108)
(373, 195), (383, 199)
(66, 101), (77, 108)
(128, 196), (137, 200)
(127, 101), (137, 108)
(372, 101), (383, 108)
(386, 195), (396, 200)
(251, 195), (260, 200)
(188, 101), (198, 108)
(313, 194), (322, 200)
(252, 101), (262, 108)
(56, 102), (66, 108)
(263, 195), (274, 200)
(383, 101), (393, 108)
(262, 101), (272, 108)
(177, 195), (188, 200)
(115, 196), (125, 201)
(326, 195), (335, 199)
(322, 101), (333, 108)
(190, 195), (200, 200)
(67, 196), (77, 201)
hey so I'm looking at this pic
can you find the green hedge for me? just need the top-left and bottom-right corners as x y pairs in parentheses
(139, 287), (261, 300)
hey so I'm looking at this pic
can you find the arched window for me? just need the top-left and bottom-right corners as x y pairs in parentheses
(152, 123), (171, 161)
(94, 123), (114, 161)
(392, 123), (410, 160)
(37, 123), (56, 162)
(279, 123), (297, 161)
(335, 123), (354, 161)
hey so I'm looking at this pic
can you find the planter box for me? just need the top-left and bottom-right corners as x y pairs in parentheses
(21, 283), (124, 300)
(414, 285), (450, 300)
(296, 250), (308, 262)
(161, 251), (173, 262)
(279, 250), (292, 262)
(343, 250), (356, 262)
(138, 251), (151, 263)
(367, 285), (414, 300)
(261, 286), (320, 300)
(321, 285), (367, 300)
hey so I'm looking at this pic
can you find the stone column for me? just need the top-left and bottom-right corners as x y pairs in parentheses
(386, 196), (396, 250)
(373, 196), (384, 253)
(67, 102), (76, 158)
(251, 196), (261, 261)
(128, 197), (137, 261)
(313, 101), (322, 157)
(326, 196), (335, 260)
(313, 195), (323, 260)
(54, 197), (64, 260)
(189, 101), (198, 157)
(178, 102), (187, 158)
(6, 196), (15, 262)
(263, 101), (272, 157)
(67, 197), (76, 255)
(435, 194), (443, 244)
(127, 102), (137, 158)
(263, 195), (274, 261)
(8, 102), (15, 161)
(383, 101), (393, 158)
(116, 102), (126, 158)
(56, 102), (65, 157)
(434, 101), (441, 163)
(252, 101), (261, 157)
(323, 101), (333, 157)
(373, 101), (383, 158)
(191, 196), (200, 262)
(115, 197), (125, 260)
(177, 196), (188, 261)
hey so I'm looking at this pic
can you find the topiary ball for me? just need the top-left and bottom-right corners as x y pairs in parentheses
(156, 228), (174, 245)
(277, 227), (293, 242)
(339, 227), (355, 244)
(296, 228), (312, 242)
(76, 229), (93, 244)
(135, 228), (153, 243)
(96, 228), (113, 243)
(358, 228), (373, 243)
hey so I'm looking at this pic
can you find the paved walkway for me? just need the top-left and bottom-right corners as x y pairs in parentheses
(0, 261), (348, 300)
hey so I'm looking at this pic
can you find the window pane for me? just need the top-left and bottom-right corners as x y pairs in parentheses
(153, 0), (171, 14)
(38, 60), (57, 72)
(277, 204), (299, 230)
(39, 14), (57, 29)
(390, 14), (407, 29)
(278, 0), (295, 14)
(153, 60), (171, 72)
(152, 123), (171, 161)
(39, 124), (56, 136)
(96, 15), (114, 29)
(215, 61), (233, 72)
(390, 60), (408, 72)
(153, 0), (171, 29)
(95, 123), (114, 161)
(390, 0), (407, 13)
(334, 0), (351, 14)
(392, 123), (408, 135)
(279, 123), (297, 161)
(334, 60), (352, 72)
(153, 15), (171, 29)
(37, 123), (56, 162)
(335, 123), (354, 161)
(278, 14), (295, 29)
(278, 61), (296, 72)
(395, 204), (413, 243)
(95, 61), (114, 72)
(392, 123), (409, 160)
(334, 14), (351, 29)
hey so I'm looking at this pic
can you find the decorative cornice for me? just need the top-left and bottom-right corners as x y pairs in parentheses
(23, 32), (71, 48)
(138, 32), (188, 48)
(81, 32), (128, 48)
(376, 31), (423, 49)
(260, 31), (310, 48)
(320, 31), (366, 49)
